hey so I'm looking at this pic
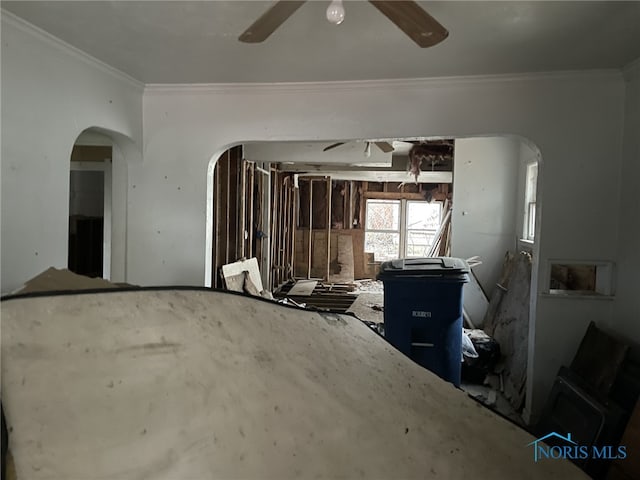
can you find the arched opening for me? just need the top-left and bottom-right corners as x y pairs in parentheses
(68, 127), (136, 283)
(205, 134), (543, 424)
(68, 130), (112, 279)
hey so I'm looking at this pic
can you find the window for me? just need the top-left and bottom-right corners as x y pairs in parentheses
(365, 199), (442, 261)
(405, 201), (442, 257)
(523, 162), (538, 241)
(364, 199), (401, 261)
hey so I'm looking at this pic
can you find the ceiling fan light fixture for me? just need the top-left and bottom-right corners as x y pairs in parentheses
(364, 142), (372, 158)
(326, 0), (345, 25)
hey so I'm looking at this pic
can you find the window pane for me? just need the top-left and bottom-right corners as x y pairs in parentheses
(365, 232), (400, 261)
(524, 162), (538, 241)
(406, 201), (441, 230)
(527, 202), (536, 240)
(366, 200), (400, 231)
(406, 231), (436, 257)
(526, 163), (538, 203)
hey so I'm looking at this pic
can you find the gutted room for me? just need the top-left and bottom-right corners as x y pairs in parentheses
(1, 1), (640, 479)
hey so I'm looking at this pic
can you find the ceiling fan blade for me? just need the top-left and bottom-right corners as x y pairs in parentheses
(374, 141), (394, 153)
(368, 1), (448, 48)
(323, 142), (346, 152)
(239, 1), (307, 43)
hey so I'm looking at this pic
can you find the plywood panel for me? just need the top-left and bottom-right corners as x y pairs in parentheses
(2, 289), (585, 479)
(287, 280), (318, 296)
(329, 234), (354, 283)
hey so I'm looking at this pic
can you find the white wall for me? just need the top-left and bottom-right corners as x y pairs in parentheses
(611, 60), (640, 346)
(451, 137), (520, 293)
(0, 13), (143, 292)
(140, 72), (625, 420)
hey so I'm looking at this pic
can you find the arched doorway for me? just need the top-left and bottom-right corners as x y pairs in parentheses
(67, 127), (136, 282)
(68, 129), (113, 279)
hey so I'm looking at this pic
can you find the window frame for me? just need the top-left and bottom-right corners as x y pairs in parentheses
(364, 199), (402, 261)
(364, 198), (443, 261)
(404, 200), (442, 258)
(522, 161), (538, 242)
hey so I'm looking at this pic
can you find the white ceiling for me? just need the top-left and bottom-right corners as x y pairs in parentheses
(3, 1), (640, 84)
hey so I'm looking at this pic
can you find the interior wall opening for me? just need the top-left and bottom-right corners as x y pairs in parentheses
(205, 135), (542, 426)
(68, 129), (113, 279)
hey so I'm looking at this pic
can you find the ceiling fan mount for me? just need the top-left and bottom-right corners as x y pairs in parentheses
(239, 1), (448, 48)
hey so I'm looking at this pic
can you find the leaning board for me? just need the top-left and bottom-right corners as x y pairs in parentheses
(1, 289), (585, 479)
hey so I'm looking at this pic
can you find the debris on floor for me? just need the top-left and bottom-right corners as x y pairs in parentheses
(483, 251), (532, 411)
(346, 292), (384, 324)
(221, 257), (273, 299)
(461, 329), (501, 384)
(11, 267), (126, 295)
(458, 251), (532, 424)
(535, 322), (636, 479)
(274, 280), (357, 312)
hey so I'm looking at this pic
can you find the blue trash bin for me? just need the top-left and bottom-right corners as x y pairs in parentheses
(377, 257), (469, 387)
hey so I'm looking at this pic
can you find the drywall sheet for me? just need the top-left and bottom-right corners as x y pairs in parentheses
(221, 258), (264, 292)
(1, 289), (584, 479)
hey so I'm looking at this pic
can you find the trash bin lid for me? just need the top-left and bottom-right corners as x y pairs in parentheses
(378, 257), (470, 278)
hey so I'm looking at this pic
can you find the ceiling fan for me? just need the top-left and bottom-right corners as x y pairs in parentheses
(239, 1), (448, 48)
(323, 140), (395, 155)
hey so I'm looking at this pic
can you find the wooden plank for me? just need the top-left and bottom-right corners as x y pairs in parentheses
(308, 180), (313, 279)
(225, 152), (231, 263)
(311, 231), (327, 279)
(364, 191), (447, 201)
(213, 155), (222, 288)
(329, 234), (355, 283)
(345, 180), (355, 230)
(248, 162), (254, 257)
(359, 181), (367, 229)
(287, 279), (318, 296)
(291, 182), (297, 278)
(486, 252), (532, 410)
(326, 177), (332, 282)
(351, 229), (366, 280)
(239, 160), (247, 258)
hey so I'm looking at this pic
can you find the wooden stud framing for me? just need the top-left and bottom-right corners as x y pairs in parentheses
(239, 159), (247, 259)
(308, 179), (313, 279)
(326, 176), (332, 282)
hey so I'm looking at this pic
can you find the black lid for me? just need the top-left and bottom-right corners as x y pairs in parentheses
(378, 257), (470, 277)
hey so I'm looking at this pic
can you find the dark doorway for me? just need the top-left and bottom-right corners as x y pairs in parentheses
(68, 170), (104, 278)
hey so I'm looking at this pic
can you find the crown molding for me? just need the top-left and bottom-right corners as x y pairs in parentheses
(1, 8), (624, 95)
(144, 69), (622, 96)
(1, 9), (144, 91)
